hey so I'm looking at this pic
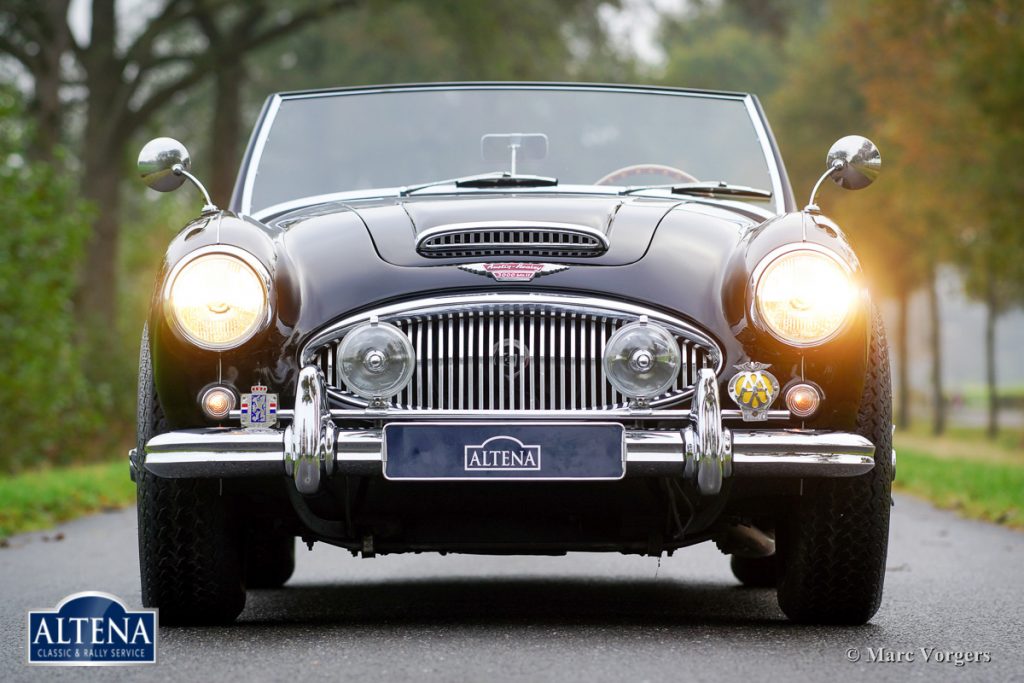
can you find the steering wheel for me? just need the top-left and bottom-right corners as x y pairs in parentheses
(595, 163), (699, 186)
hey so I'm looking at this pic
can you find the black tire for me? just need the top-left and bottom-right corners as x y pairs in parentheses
(245, 533), (296, 589)
(730, 554), (778, 588)
(776, 307), (893, 625)
(136, 325), (246, 625)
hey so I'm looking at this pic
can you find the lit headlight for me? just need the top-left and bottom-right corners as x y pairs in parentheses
(337, 322), (415, 399)
(603, 319), (680, 399)
(754, 246), (856, 346)
(165, 248), (270, 350)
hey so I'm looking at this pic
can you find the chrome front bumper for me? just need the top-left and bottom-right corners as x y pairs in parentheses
(141, 366), (875, 495)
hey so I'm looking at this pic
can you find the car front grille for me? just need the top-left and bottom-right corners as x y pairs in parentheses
(416, 223), (607, 258)
(306, 295), (722, 412)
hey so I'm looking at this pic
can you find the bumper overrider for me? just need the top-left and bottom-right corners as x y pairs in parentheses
(138, 367), (875, 496)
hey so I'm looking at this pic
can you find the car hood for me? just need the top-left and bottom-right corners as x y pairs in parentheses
(267, 194), (770, 358)
(271, 194), (763, 267)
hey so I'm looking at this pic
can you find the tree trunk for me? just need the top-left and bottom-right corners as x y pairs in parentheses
(28, 10), (68, 161)
(984, 273), (999, 439)
(73, 0), (125, 369)
(926, 261), (945, 436)
(75, 140), (123, 364)
(210, 59), (246, 207)
(895, 288), (911, 430)
(75, 9), (124, 366)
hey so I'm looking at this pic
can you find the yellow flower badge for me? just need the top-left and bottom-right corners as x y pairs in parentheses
(727, 362), (779, 421)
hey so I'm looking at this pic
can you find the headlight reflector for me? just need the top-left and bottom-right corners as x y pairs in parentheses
(166, 250), (269, 350)
(337, 322), (416, 399)
(754, 248), (855, 346)
(603, 320), (680, 399)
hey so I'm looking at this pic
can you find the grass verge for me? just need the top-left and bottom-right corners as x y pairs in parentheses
(0, 461), (135, 542)
(894, 431), (1024, 529)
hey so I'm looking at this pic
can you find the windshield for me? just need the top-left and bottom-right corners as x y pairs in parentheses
(243, 86), (780, 214)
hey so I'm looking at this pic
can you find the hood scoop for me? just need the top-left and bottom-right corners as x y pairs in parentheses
(416, 220), (609, 258)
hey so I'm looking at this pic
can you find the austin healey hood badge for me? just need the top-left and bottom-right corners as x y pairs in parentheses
(459, 263), (568, 282)
(727, 362), (779, 422)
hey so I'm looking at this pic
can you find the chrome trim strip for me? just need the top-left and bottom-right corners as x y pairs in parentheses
(146, 429), (284, 453)
(142, 427), (874, 480)
(743, 94), (786, 215)
(229, 408), (793, 421)
(240, 93), (281, 215)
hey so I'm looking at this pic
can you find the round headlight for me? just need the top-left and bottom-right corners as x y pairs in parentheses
(337, 322), (415, 399)
(165, 248), (270, 350)
(603, 320), (680, 399)
(754, 247), (856, 346)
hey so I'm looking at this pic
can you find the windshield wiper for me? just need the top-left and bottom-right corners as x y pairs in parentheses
(401, 172), (558, 196)
(622, 181), (772, 199)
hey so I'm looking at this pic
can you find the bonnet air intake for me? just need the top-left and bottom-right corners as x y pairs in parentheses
(416, 221), (609, 258)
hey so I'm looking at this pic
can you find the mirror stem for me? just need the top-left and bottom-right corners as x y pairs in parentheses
(172, 163), (218, 214)
(804, 159), (846, 213)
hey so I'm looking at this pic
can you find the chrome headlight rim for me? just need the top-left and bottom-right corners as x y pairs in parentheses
(161, 244), (274, 351)
(751, 243), (857, 348)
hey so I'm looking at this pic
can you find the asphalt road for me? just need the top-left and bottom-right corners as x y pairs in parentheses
(2, 493), (1022, 682)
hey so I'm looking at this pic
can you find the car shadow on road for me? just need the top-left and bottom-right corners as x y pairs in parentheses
(231, 576), (872, 631)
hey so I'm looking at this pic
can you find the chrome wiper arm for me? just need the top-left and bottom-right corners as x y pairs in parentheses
(622, 181), (772, 199)
(401, 172), (557, 196)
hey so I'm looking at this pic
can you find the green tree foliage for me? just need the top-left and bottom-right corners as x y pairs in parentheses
(662, 0), (1024, 435)
(658, 0), (824, 94)
(0, 1), (629, 472)
(0, 89), (100, 472)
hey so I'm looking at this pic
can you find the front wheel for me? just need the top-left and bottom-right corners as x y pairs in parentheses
(775, 307), (893, 625)
(136, 326), (246, 625)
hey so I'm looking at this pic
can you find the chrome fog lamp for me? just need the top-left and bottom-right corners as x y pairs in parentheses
(603, 318), (680, 399)
(337, 321), (415, 400)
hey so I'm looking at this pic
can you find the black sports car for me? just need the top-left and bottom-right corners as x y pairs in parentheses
(132, 83), (891, 625)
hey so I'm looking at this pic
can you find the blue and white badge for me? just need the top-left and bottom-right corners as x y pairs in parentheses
(27, 592), (157, 666)
(240, 384), (278, 429)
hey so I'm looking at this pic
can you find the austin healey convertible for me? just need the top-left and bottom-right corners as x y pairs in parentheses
(132, 83), (891, 625)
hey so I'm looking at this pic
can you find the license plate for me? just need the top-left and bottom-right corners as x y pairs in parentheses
(383, 422), (625, 480)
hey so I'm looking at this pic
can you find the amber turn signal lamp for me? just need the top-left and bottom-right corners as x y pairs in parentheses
(785, 383), (821, 418)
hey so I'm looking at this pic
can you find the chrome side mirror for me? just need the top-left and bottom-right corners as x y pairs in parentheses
(805, 135), (881, 212)
(138, 137), (217, 213)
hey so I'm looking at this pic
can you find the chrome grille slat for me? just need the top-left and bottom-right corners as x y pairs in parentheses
(498, 311), (505, 410)
(488, 314), (496, 410)
(426, 321), (433, 409)
(559, 312), (567, 410)
(570, 313), (578, 410)
(319, 296), (720, 411)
